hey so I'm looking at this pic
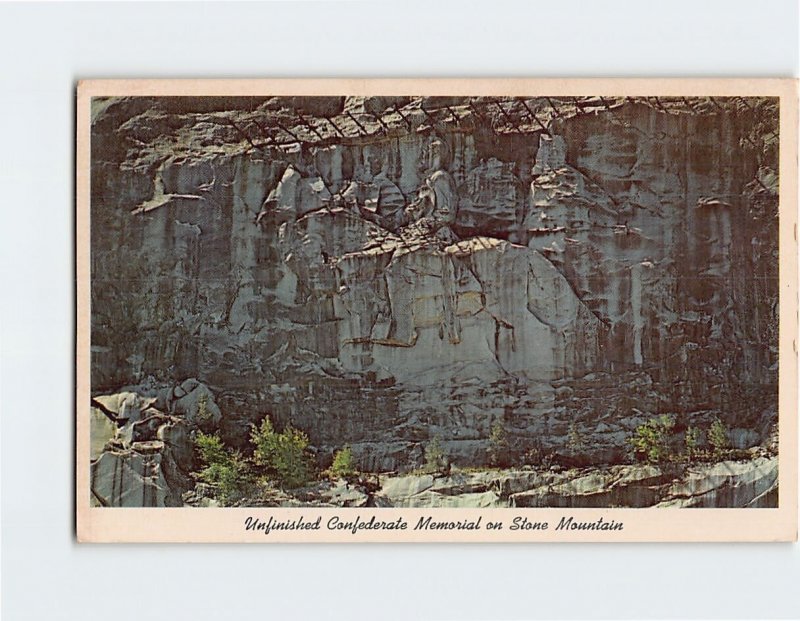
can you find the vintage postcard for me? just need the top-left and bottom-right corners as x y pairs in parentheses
(76, 78), (798, 542)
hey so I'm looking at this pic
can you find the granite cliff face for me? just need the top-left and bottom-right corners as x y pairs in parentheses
(90, 95), (779, 478)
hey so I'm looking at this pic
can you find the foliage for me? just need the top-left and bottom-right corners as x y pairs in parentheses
(196, 393), (212, 424)
(330, 445), (356, 479)
(251, 417), (314, 489)
(684, 426), (702, 461)
(628, 415), (675, 464)
(423, 436), (448, 474)
(521, 446), (543, 467)
(567, 422), (585, 456)
(487, 421), (512, 468)
(709, 418), (730, 459)
(194, 432), (252, 505)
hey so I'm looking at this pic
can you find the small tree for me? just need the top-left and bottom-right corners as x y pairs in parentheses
(487, 421), (512, 467)
(423, 436), (448, 474)
(196, 393), (212, 425)
(330, 445), (355, 479)
(684, 426), (702, 462)
(194, 432), (252, 505)
(251, 417), (314, 489)
(628, 415), (675, 464)
(709, 418), (730, 460)
(567, 422), (585, 456)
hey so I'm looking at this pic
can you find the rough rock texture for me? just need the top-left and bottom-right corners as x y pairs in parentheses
(178, 456), (777, 509)
(90, 382), (778, 508)
(364, 457), (778, 509)
(90, 387), (198, 506)
(90, 95), (779, 477)
(655, 457), (778, 508)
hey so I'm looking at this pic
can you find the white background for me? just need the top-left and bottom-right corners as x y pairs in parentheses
(1, 1), (798, 619)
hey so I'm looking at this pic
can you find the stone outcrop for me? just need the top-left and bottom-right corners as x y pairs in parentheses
(91, 445), (185, 508)
(90, 385), (203, 506)
(90, 95), (779, 495)
(364, 456), (778, 509)
(182, 456), (776, 509)
(655, 457), (778, 508)
(89, 381), (778, 508)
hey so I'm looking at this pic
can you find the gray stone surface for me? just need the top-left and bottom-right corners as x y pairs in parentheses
(90, 96), (779, 493)
(366, 458), (779, 509)
(90, 389), (196, 507)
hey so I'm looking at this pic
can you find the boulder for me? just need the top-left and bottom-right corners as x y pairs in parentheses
(90, 388), (196, 506)
(170, 379), (222, 428)
(318, 481), (370, 507)
(92, 392), (157, 425)
(91, 448), (184, 507)
(90, 407), (118, 460)
(657, 457), (778, 508)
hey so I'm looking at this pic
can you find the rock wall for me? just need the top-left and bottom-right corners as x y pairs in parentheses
(181, 455), (778, 509)
(90, 384), (202, 507)
(369, 456), (779, 509)
(90, 95), (779, 471)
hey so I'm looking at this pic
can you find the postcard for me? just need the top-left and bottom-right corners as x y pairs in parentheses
(76, 78), (798, 542)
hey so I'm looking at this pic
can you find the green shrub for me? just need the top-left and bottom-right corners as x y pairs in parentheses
(196, 393), (211, 424)
(251, 418), (314, 489)
(567, 422), (585, 456)
(330, 445), (356, 479)
(709, 418), (730, 459)
(487, 421), (512, 467)
(423, 436), (448, 474)
(684, 425), (702, 461)
(194, 432), (252, 505)
(628, 415), (675, 464)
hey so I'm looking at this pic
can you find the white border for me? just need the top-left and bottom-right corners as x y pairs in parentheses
(75, 78), (798, 545)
